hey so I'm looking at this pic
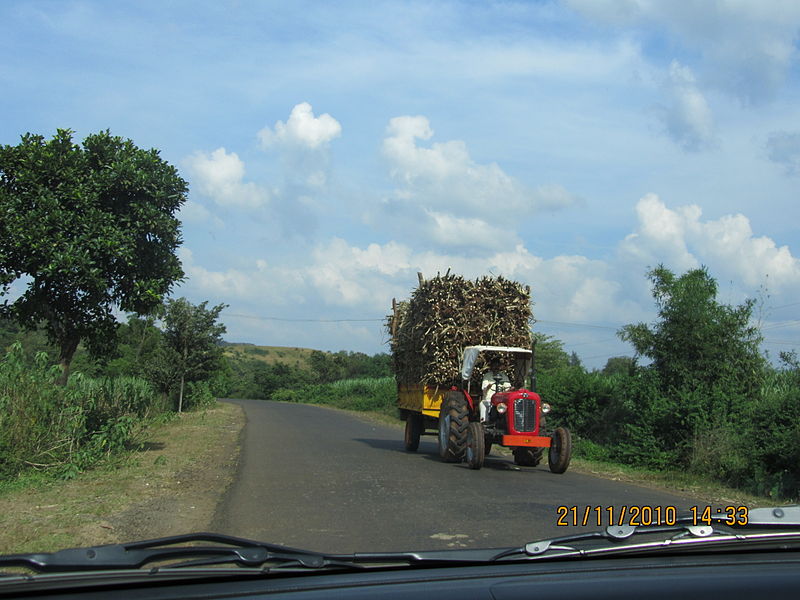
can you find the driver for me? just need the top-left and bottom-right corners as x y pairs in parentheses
(481, 358), (510, 421)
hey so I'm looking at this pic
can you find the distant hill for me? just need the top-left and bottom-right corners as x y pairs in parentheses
(222, 343), (318, 370)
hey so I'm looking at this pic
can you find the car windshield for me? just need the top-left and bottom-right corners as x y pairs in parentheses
(0, 0), (798, 568)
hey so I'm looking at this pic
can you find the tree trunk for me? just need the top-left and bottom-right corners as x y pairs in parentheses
(178, 339), (188, 413)
(56, 336), (80, 386)
(178, 373), (185, 413)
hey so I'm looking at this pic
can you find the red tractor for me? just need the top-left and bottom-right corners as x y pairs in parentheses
(403, 345), (572, 472)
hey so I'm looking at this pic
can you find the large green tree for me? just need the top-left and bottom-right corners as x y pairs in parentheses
(0, 129), (187, 383)
(531, 332), (571, 372)
(160, 298), (227, 413)
(619, 266), (764, 394)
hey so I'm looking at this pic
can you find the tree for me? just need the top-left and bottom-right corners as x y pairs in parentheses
(103, 313), (165, 378)
(618, 266), (764, 394)
(309, 350), (343, 383)
(602, 356), (637, 376)
(0, 129), (187, 384)
(161, 298), (227, 413)
(532, 333), (571, 372)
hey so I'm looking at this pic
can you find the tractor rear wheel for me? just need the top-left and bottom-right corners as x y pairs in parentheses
(512, 447), (543, 467)
(404, 412), (423, 452)
(438, 391), (469, 463)
(548, 427), (572, 474)
(466, 422), (485, 470)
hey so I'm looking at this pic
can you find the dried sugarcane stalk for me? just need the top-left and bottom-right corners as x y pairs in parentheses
(386, 273), (533, 387)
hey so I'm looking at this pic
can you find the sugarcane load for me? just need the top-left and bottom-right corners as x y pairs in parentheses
(387, 272), (572, 472)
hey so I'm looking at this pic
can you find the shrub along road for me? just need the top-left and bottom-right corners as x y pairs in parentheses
(213, 400), (722, 554)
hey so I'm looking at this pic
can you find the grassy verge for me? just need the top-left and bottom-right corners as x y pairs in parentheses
(0, 401), (245, 554)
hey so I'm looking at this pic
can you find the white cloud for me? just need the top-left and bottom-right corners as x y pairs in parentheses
(382, 115), (579, 216)
(303, 239), (635, 326)
(306, 239), (413, 309)
(177, 235), (628, 324)
(184, 148), (269, 209)
(567, 0), (800, 105)
(620, 194), (800, 292)
(766, 131), (800, 176)
(424, 211), (517, 250)
(661, 61), (715, 151)
(258, 102), (342, 149)
(621, 193), (699, 271)
(453, 38), (645, 83)
(178, 248), (305, 306)
(375, 115), (580, 254)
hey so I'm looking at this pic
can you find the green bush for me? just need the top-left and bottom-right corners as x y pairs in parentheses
(0, 342), (162, 479)
(537, 355), (800, 500)
(738, 370), (800, 499)
(182, 380), (216, 411)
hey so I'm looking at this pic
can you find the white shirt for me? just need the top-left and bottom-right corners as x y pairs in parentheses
(481, 370), (510, 403)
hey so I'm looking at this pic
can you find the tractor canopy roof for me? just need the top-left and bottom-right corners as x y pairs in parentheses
(460, 345), (532, 382)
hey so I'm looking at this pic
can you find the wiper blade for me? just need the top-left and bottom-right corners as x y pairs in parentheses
(494, 505), (800, 562)
(0, 532), (516, 575)
(0, 532), (359, 574)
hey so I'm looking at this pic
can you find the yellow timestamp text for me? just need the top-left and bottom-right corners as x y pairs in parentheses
(555, 505), (749, 527)
(689, 505), (748, 526)
(556, 505), (679, 527)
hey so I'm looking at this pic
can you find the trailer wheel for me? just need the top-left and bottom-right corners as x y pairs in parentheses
(404, 412), (423, 452)
(548, 427), (572, 474)
(512, 447), (542, 467)
(438, 391), (469, 462)
(466, 422), (485, 470)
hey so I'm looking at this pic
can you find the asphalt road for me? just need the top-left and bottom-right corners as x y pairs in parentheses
(212, 400), (712, 553)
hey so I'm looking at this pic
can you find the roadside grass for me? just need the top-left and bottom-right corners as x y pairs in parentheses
(566, 455), (784, 507)
(0, 402), (244, 554)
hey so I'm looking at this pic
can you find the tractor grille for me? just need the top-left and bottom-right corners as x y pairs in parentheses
(513, 398), (537, 432)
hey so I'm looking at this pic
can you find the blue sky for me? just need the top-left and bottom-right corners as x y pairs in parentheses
(2, 0), (799, 368)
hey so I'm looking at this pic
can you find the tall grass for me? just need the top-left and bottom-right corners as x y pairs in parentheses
(0, 342), (163, 479)
(271, 377), (396, 416)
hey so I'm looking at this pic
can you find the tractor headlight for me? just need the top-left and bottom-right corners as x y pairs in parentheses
(496, 403), (507, 414)
(541, 403), (551, 414)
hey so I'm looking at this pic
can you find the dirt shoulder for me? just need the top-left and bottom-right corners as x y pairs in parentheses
(0, 401), (245, 554)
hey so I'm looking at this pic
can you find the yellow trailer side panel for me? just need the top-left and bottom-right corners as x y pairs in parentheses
(397, 384), (448, 419)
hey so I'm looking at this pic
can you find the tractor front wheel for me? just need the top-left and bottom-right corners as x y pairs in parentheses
(548, 427), (572, 474)
(404, 412), (423, 452)
(466, 422), (485, 470)
(438, 391), (469, 463)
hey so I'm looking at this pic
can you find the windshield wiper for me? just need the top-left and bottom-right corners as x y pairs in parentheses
(0, 532), (367, 574)
(491, 505), (800, 562)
